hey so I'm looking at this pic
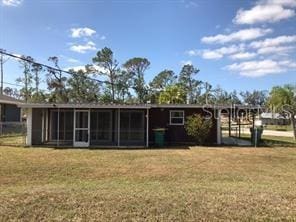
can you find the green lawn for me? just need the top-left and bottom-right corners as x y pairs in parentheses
(0, 146), (296, 221)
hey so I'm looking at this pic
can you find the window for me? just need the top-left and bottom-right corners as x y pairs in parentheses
(170, 110), (184, 125)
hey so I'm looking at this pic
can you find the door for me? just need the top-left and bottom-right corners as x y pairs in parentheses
(74, 110), (90, 147)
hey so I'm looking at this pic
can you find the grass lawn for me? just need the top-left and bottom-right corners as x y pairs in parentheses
(264, 125), (293, 131)
(239, 134), (296, 147)
(0, 146), (296, 221)
(0, 135), (25, 147)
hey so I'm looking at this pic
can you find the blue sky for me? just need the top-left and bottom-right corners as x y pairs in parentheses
(0, 0), (295, 92)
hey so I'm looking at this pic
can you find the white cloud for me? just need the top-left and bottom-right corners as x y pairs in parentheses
(201, 28), (272, 44)
(257, 45), (295, 54)
(200, 45), (245, 60)
(250, 35), (296, 48)
(65, 65), (106, 73)
(264, 0), (296, 7)
(233, 0), (296, 24)
(278, 60), (296, 68)
(230, 52), (257, 60)
(225, 59), (296, 77)
(69, 41), (97, 53)
(185, 49), (199, 56)
(180, 60), (193, 66)
(70, 27), (96, 38)
(249, 35), (296, 56)
(202, 51), (223, 59)
(2, 0), (22, 6)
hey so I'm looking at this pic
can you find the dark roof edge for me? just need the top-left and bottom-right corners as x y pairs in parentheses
(17, 103), (263, 110)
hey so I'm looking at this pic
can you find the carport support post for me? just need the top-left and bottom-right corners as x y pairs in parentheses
(146, 108), (149, 147)
(57, 108), (60, 147)
(228, 108), (231, 137)
(238, 117), (241, 138)
(117, 108), (120, 147)
(217, 109), (221, 145)
(26, 108), (32, 146)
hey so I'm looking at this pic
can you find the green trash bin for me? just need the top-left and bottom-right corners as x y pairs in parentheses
(153, 128), (166, 147)
(250, 127), (263, 146)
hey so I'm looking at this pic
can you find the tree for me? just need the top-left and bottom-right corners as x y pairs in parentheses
(31, 63), (45, 102)
(114, 70), (133, 102)
(149, 69), (176, 91)
(229, 90), (242, 105)
(67, 69), (100, 103)
(3, 87), (13, 97)
(158, 84), (186, 104)
(31, 63), (42, 94)
(185, 114), (213, 145)
(149, 69), (177, 103)
(178, 64), (201, 104)
(123, 57), (150, 103)
(46, 56), (68, 103)
(211, 86), (231, 105)
(198, 82), (215, 104)
(16, 56), (34, 102)
(240, 90), (268, 106)
(92, 47), (119, 102)
(3, 87), (20, 99)
(268, 85), (296, 140)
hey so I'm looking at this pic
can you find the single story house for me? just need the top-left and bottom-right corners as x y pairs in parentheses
(260, 112), (291, 126)
(0, 94), (22, 122)
(0, 94), (23, 135)
(18, 103), (259, 147)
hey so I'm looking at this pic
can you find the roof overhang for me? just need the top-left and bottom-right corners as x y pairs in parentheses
(17, 103), (151, 109)
(17, 103), (263, 110)
(0, 100), (22, 105)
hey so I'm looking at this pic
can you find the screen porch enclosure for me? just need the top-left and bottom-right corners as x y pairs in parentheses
(31, 108), (148, 147)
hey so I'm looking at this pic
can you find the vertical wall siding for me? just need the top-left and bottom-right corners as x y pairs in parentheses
(32, 108), (43, 145)
(149, 108), (217, 145)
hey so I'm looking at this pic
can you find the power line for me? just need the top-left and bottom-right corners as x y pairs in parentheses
(0, 49), (113, 86)
(3, 81), (23, 87)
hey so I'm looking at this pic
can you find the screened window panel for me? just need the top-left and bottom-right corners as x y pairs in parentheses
(50, 110), (73, 141)
(120, 111), (144, 142)
(90, 111), (112, 141)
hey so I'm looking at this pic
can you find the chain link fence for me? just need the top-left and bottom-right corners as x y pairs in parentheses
(0, 122), (26, 147)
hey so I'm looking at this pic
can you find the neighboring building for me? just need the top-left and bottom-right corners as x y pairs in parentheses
(18, 103), (225, 147)
(0, 94), (22, 122)
(261, 112), (290, 126)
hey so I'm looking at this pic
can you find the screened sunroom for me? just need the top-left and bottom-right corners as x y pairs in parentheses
(25, 104), (149, 147)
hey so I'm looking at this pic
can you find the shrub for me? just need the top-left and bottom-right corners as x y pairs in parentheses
(185, 114), (213, 145)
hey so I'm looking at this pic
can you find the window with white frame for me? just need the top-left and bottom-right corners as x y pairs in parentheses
(170, 110), (184, 125)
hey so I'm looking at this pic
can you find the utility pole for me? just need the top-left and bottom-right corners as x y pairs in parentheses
(0, 50), (3, 95)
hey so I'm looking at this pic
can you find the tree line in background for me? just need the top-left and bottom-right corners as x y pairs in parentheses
(3, 47), (273, 106)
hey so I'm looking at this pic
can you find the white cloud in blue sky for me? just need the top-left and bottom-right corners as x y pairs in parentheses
(234, 0), (296, 24)
(70, 27), (96, 38)
(187, 0), (296, 78)
(201, 28), (273, 44)
(69, 41), (97, 54)
(2, 0), (22, 6)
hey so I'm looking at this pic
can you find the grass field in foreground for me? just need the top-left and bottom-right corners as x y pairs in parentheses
(238, 134), (296, 147)
(0, 146), (296, 221)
